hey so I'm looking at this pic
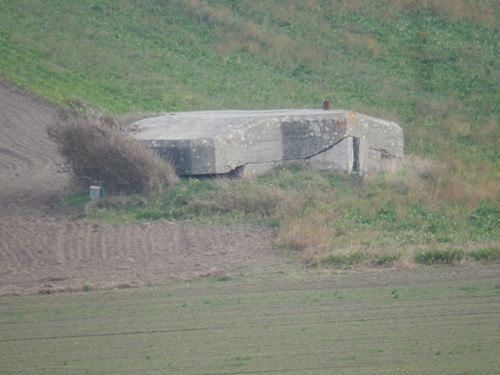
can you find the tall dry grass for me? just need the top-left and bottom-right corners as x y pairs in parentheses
(47, 100), (178, 194)
(214, 178), (285, 218)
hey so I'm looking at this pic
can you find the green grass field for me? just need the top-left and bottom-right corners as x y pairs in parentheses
(1, 266), (499, 374)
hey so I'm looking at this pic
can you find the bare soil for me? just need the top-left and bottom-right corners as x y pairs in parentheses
(0, 83), (286, 296)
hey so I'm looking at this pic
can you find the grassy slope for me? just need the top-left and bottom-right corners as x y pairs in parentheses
(1, 0), (499, 261)
(1, 267), (499, 374)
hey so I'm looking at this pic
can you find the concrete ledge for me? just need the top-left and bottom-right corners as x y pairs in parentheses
(131, 109), (403, 177)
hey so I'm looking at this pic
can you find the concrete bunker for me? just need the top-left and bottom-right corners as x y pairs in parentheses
(130, 109), (404, 177)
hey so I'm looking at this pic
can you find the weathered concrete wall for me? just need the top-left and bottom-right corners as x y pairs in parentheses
(358, 113), (405, 172)
(131, 109), (403, 177)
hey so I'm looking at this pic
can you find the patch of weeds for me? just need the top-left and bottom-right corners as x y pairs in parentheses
(232, 356), (252, 367)
(391, 289), (399, 299)
(266, 217), (280, 229)
(300, 295), (323, 304)
(321, 251), (366, 268)
(341, 355), (357, 362)
(203, 273), (232, 282)
(82, 284), (94, 292)
(414, 249), (465, 265)
(334, 291), (344, 300)
(377, 200), (397, 223)
(57, 192), (90, 218)
(468, 248), (500, 261)
(375, 253), (401, 266)
(215, 275), (230, 282)
(234, 356), (252, 361)
(202, 298), (241, 307)
(457, 286), (479, 292)
(59, 192), (90, 209)
(116, 306), (137, 317)
(467, 203), (499, 232)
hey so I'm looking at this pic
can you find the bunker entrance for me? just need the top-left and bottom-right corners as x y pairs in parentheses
(352, 137), (360, 173)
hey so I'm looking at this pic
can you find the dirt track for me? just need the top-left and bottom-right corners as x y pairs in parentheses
(0, 83), (283, 296)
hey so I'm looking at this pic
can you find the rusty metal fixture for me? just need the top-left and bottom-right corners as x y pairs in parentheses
(323, 99), (331, 110)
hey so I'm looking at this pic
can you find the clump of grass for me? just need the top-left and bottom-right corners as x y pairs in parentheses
(468, 248), (500, 262)
(215, 275), (230, 282)
(58, 192), (90, 208)
(414, 249), (465, 265)
(82, 284), (94, 292)
(47, 99), (178, 195)
(319, 251), (367, 268)
(311, 251), (404, 269)
(375, 253), (402, 266)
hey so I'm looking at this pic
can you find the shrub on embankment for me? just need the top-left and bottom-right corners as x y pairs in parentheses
(47, 100), (178, 194)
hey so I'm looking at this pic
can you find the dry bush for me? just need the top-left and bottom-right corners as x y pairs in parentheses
(47, 100), (178, 194)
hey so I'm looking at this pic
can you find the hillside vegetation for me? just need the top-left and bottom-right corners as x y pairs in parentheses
(1, 0), (498, 265)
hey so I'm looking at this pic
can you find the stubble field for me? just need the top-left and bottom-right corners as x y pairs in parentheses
(1, 265), (499, 374)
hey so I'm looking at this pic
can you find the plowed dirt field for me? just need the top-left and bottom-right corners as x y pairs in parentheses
(0, 83), (284, 296)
